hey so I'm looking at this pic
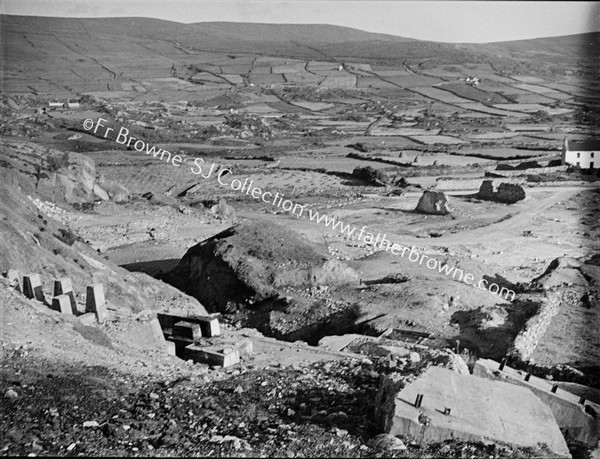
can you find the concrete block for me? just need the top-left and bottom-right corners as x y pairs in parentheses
(23, 273), (44, 302)
(5, 269), (21, 292)
(185, 344), (239, 367)
(78, 312), (97, 326)
(51, 295), (73, 314)
(53, 278), (77, 313)
(378, 366), (570, 457)
(173, 321), (202, 341)
(165, 340), (176, 356)
(197, 316), (221, 337)
(474, 358), (600, 446)
(86, 284), (108, 323)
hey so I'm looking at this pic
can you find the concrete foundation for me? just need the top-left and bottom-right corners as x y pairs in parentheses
(185, 344), (240, 367)
(379, 366), (570, 457)
(51, 294), (73, 314)
(474, 358), (600, 446)
(23, 273), (44, 302)
(85, 284), (108, 323)
(53, 278), (77, 313)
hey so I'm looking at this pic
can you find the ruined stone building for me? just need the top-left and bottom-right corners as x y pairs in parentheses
(562, 138), (600, 169)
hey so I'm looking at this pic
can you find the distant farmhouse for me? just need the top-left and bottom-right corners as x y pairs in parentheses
(562, 138), (599, 169)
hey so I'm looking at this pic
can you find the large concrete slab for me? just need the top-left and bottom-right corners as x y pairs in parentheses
(385, 366), (570, 457)
(474, 359), (600, 446)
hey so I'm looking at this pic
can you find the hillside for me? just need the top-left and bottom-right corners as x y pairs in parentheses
(3, 14), (597, 96)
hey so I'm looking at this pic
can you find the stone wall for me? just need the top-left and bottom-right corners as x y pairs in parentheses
(434, 177), (525, 191)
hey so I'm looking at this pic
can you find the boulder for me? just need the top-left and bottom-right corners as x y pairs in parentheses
(415, 191), (450, 215)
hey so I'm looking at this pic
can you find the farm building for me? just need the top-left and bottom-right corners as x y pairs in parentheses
(48, 101), (64, 108)
(67, 100), (80, 108)
(562, 138), (600, 169)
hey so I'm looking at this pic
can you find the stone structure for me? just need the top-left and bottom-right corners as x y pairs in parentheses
(477, 180), (525, 204)
(23, 273), (44, 302)
(376, 366), (570, 457)
(474, 359), (600, 446)
(415, 191), (450, 215)
(85, 284), (108, 323)
(53, 278), (77, 313)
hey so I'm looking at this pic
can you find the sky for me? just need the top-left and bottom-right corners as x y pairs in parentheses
(2, 0), (598, 43)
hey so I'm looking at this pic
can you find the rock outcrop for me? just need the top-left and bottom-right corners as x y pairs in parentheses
(415, 191), (450, 215)
(478, 180), (525, 204)
(165, 220), (360, 313)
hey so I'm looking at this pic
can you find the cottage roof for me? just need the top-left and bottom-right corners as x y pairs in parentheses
(567, 139), (600, 151)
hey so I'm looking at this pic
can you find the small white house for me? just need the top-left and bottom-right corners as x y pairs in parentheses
(67, 100), (80, 108)
(48, 102), (64, 108)
(562, 138), (600, 169)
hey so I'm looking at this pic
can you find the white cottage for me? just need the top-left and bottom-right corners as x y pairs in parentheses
(562, 138), (599, 169)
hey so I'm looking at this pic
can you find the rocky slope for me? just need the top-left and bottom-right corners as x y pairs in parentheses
(0, 139), (208, 316)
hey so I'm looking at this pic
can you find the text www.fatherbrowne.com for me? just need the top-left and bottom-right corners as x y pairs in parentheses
(84, 117), (516, 302)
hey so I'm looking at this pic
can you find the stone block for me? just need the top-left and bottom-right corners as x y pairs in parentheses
(23, 273), (44, 302)
(51, 295), (73, 314)
(185, 344), (240, 367)
(5, 269), (21, 292)
(53, 278), (77, 313)
(78, 312), (97, 326)
(474, 358), (600, 446)
(173, 321), (202, 341)
(378, 366), (570, 457)
(86, 284), (108, 323)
